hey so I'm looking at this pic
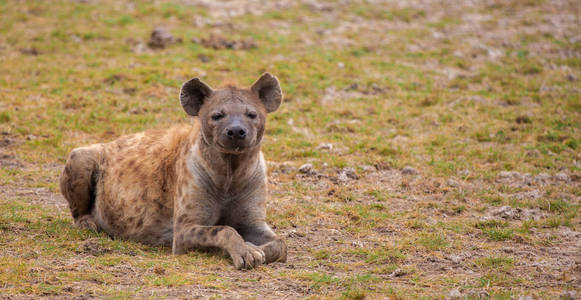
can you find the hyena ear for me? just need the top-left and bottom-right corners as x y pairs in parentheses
(180, 78), (214, 116)
(250, 73), (282, 113)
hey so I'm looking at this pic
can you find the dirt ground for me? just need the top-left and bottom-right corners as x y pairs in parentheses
(1, 0), (580, 299)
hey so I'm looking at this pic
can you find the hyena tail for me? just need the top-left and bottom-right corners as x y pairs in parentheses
(59, 145), (102, 231)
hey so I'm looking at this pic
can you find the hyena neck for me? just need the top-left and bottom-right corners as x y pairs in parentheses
(194, 135), (262, 190)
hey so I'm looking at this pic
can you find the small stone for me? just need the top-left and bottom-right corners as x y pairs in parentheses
(307, 1), (333, 11)
(468, 291), (489, 299)
(351, 241), (364, 247)
(453, 50), (463, 58)
(447, 179), (460, 187)
(369, 82), (383, 93)
(341, 167), (358, 180)
(522, 173), (533, 185)
(337, 62), (345, 68)
(554, 172), (570, 182)
(361, 165), (375, 172)
(401, 166), (418, 175)
(561, 290), (576, 300)
(147, 27), (182, 49)
(317, 143), (333, 150)
(132, 42), (150, 54)
(71, 34), (82, 43)
(535, 172), (551, 183)
(389, 268), (406, 277)
(491, 206), (518, 219)
(566, 73), (578, 82)
(517, 296), (534, 300)
(298, 163), (313, 174)
(498, 171), (521, 180)
(287, 230), (305, 238)
(448, 288), (461, 299)
(336, 173), (350, 182)
(490, 205), (545, 221)
(448, 255), (462, 263)
(511, 190), (542, 201)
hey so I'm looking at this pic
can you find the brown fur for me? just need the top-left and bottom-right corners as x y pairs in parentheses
(60, 73), (286, 269)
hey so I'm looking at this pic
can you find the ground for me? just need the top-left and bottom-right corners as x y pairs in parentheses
(0, 0), (580, 299)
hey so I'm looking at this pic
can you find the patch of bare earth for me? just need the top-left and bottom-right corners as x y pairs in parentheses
(1, 0), (580, 298)
(0, 149), (67, 211)
(276, 160), (580, 295)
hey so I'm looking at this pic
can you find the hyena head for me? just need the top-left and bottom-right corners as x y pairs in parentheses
(179, 73), (282, 154)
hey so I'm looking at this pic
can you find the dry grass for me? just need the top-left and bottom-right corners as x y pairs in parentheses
(0, 0), (580, 298)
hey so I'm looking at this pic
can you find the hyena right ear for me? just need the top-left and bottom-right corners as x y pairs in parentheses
(180, 78), (214, 116)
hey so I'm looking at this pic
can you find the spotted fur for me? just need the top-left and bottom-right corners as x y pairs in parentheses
(60, 73), (287, 269)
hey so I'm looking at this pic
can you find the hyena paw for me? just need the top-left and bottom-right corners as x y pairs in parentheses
(75, 215), (99, 232)
(260, 238), (287, 263)
(231, 242), (266, 270)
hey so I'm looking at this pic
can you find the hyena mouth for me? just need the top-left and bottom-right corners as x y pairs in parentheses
(217, 142), (246, 153)
(218, 137), (256, 153)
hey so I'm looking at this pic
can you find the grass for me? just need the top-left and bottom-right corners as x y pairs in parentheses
(475, 256), (514, 270)
(417, 233), (449, 250)
(475, 220), (514, 241)
(0, 0), (580, 298)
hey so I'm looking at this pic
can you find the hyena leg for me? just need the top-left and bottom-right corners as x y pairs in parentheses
(172, 224), (266, 270)
(239, 223), (287, 264)
(59, 146), (101, 231)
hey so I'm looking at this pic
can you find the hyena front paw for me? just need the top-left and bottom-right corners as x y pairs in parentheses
(75, 215), (99, 232)
(230, 242), (266, 270)
(260, 238), (287, 263)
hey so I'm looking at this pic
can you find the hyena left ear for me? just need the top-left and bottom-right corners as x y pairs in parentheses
(180, 78), (214, 116)
(251, 73), (283, 113)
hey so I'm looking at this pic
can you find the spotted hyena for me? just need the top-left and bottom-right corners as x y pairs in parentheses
(59, 73), (287, 269)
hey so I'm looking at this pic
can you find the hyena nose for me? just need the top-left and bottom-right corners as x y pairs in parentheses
(226, 126), (247, 140)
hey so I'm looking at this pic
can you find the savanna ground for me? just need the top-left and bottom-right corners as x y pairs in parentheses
(1, 0), (580, 299)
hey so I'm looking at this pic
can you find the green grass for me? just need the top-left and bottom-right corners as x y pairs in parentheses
(417, 233), (450, 250)
(483, 228), (514, 241)
(475, 220), (514, 241)
(0, 0), (579, 298)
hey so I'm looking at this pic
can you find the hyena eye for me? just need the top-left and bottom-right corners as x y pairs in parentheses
(211, 112), (225, 121)
(246, 111), (257, 119)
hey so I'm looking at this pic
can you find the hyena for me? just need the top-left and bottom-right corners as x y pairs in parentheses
(60, 73), (287, 269)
